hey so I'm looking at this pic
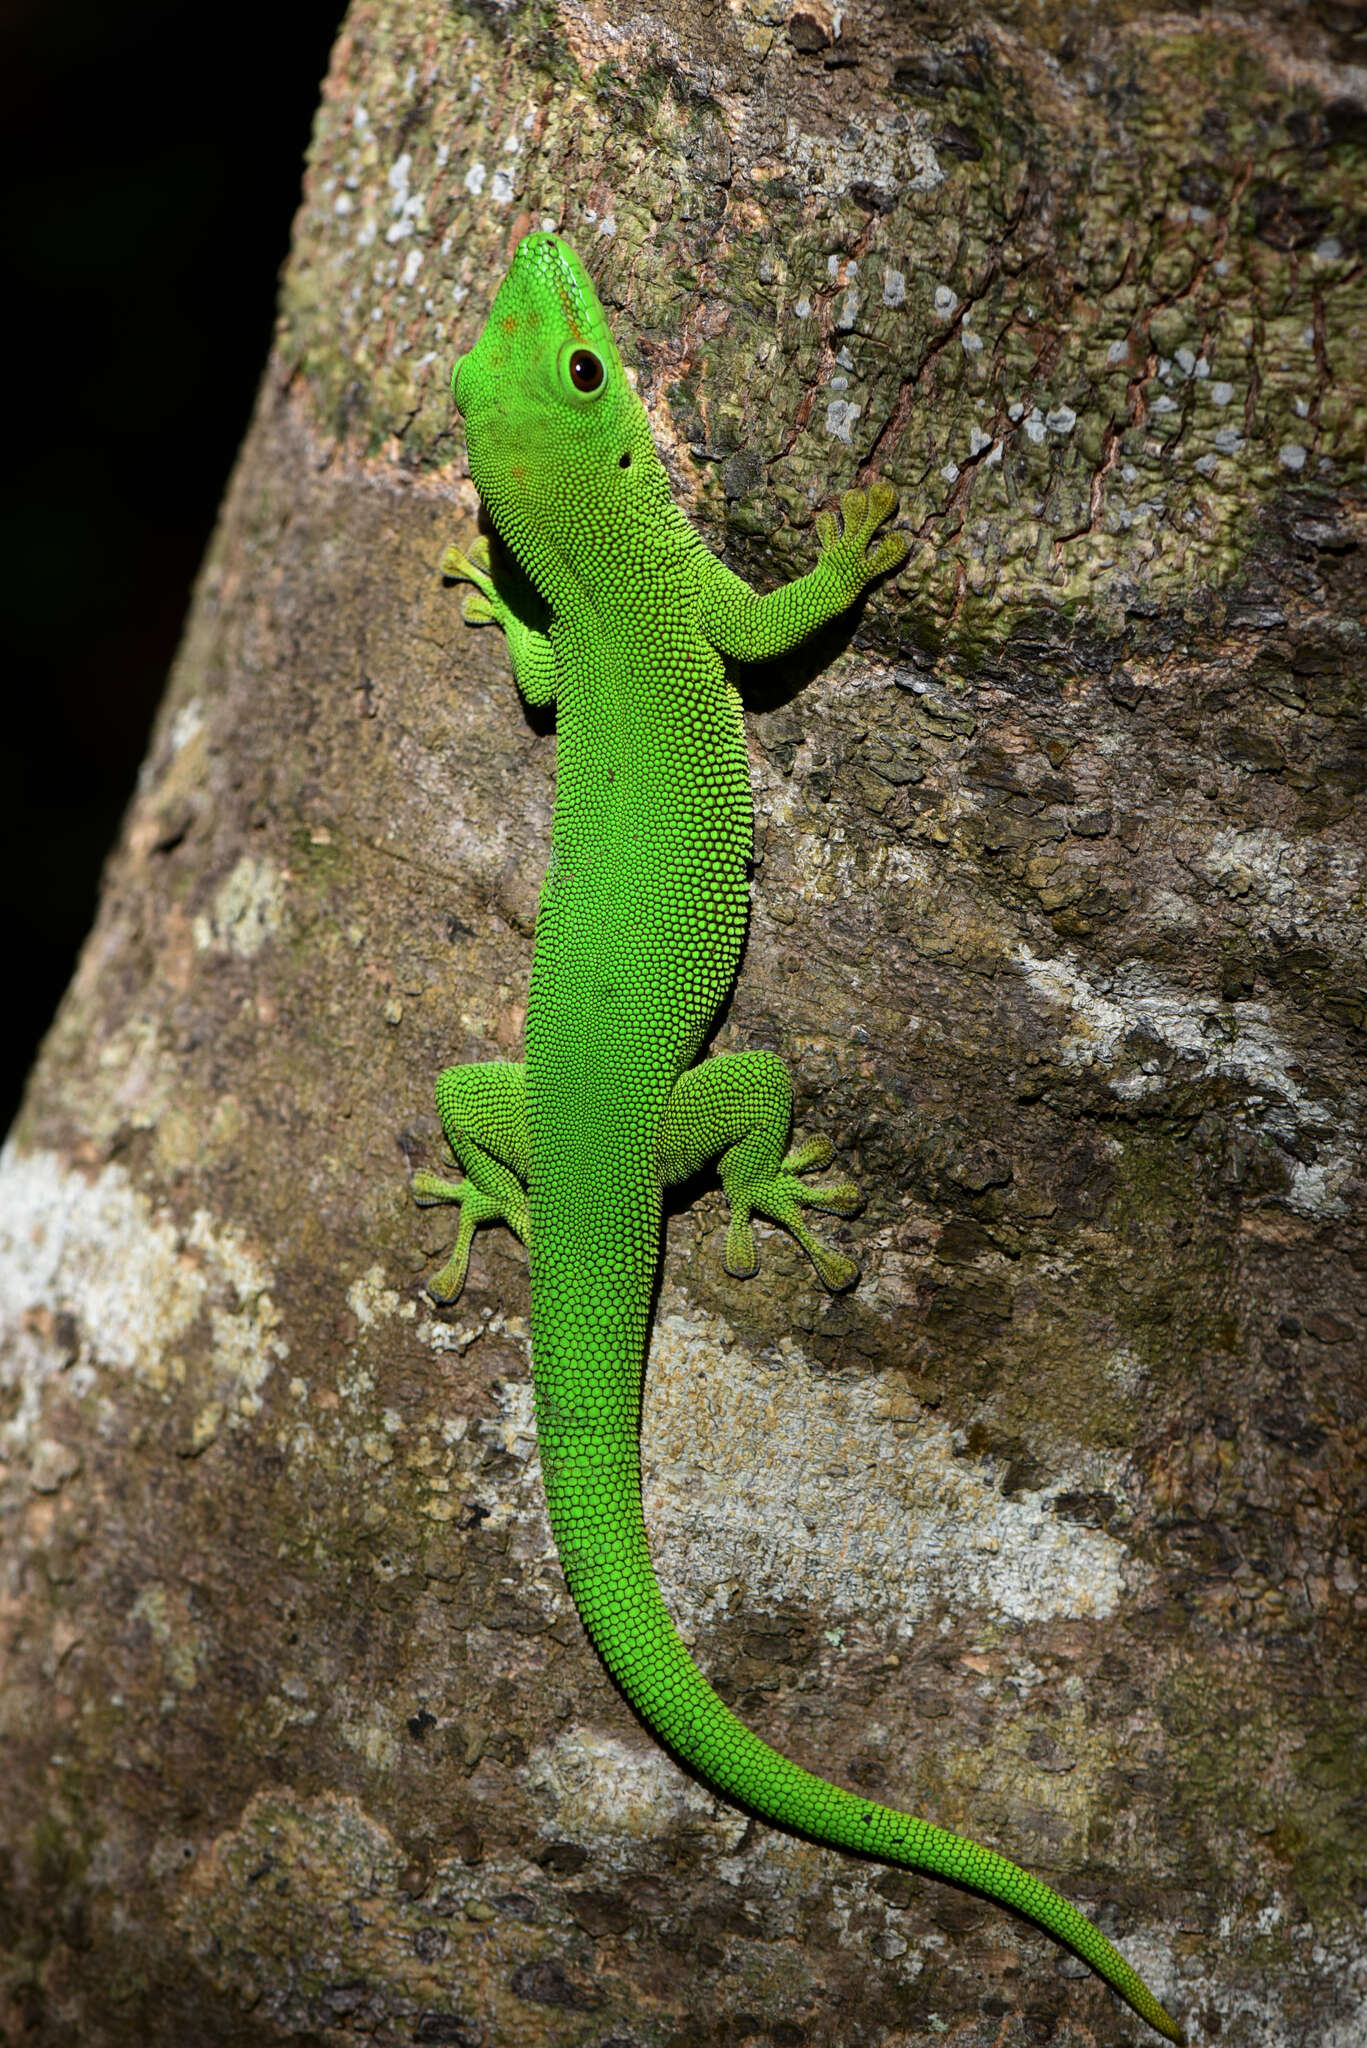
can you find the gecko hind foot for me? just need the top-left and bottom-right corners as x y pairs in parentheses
(724, 1137), (863, 1293)
(410, 1164), (526, 1305)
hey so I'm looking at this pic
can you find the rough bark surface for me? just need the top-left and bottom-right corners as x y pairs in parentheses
(2, 3), (1364, 2045)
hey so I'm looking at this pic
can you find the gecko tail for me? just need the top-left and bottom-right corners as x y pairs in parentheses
(538, 1425), (1184, 2046)
(527, 1219), (1181, 2048)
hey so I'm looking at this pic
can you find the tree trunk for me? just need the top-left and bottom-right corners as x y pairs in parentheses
(3, 3), (1363, 2043)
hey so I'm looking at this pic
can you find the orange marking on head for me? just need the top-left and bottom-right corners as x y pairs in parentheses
(502, 315), (519, 335)
(555, 281), (586, 343)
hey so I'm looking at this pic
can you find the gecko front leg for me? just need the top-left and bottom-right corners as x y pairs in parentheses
(696, 483), (907, 663)
(442, 535), (558, 705)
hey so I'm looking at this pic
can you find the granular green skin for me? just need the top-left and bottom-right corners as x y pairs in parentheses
(418, 232), (1183, 2045)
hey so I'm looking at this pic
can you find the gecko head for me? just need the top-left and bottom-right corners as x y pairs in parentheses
(450, 232), (658, 571)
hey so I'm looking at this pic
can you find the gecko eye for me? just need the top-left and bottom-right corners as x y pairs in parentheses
(568, 349), (604, 392)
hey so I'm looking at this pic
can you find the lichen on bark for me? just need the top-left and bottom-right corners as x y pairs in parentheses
(1, 2), (1364, 2045)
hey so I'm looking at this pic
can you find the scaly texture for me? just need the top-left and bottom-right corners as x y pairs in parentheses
(421, 232), (1183, 2045)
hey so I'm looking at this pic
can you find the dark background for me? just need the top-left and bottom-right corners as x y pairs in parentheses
(1, 0), (343, 1132)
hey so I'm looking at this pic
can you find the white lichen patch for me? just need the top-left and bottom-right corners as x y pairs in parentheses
(766, 112), (943, 208)
(482, 1374), (538, 1464)
(639, 1302), (1130, 1635)
(0, 1144), (288, 1463)
(193, 855), (287, 958)
(166, 697), (204, 756)
(826, 397), (862, 442)
(345, 1263), (414, 1330)
(1186, 1917), (1367, 2048)
(452, 1374), (564, 1578)
(526, 1724), (742, 1847)
(336, 1697), (402, 1773)
(1200, 826), (1365, 955)
(553, 2), (654, 78)
(388, 1248), (1132, 1642)
(1014, 945), (1357, 1217)
(28, 1436), (82, 1492)
(130, 1581), (202, 1692)
(787, 824), (872, 910)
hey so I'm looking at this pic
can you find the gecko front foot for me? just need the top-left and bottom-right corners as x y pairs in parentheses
(724, 1134), (863, 1293)
(440, 536), (558, 705)
(440, 535), (502, 625)
(815, 481), (909, 590)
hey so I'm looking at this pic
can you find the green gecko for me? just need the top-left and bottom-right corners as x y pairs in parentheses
(416, 231), (1184, 2046)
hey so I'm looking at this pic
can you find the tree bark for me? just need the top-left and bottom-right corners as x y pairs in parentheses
(2, 3), (1364, 2043)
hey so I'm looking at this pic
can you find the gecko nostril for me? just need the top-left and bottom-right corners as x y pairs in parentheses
(619, 451), (632, 468)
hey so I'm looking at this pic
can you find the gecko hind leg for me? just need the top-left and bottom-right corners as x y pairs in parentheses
(412, 1060), (530, 1303)
(661, 1050), (863, 1293)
